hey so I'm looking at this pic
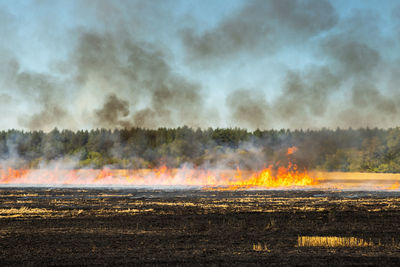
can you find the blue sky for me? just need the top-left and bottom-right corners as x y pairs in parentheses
(0, 0), (400, 131)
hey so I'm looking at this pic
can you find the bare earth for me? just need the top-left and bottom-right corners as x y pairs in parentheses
(1, 187), (400, 265)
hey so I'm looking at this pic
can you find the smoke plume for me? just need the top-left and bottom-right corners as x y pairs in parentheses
(182, 0), (400, 129)
(0, 1), (400, 130)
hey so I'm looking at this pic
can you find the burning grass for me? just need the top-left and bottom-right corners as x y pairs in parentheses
(2, 145), (399, 191)
(2, 168), (400, 191)
(0, 147), (324, 189)
(0, 165), (319, 189)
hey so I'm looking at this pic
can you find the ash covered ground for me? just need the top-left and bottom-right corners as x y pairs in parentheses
(1, 188), (400, 265)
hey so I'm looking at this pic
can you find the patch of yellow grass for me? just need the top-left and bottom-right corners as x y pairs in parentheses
(253, 242), (271, 252)
(0, 207), (53, 218)
(298, 236), (374, 247)
(107, 208), (154, 214)
(0, 207), (86, 218)
(0, 207), (52, 214)
(0, 193), (39, 198)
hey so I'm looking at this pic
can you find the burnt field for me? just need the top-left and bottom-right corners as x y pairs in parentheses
(1, 188), (400, 265)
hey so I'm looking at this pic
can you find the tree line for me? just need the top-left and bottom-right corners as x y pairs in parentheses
(1, 126), (400, 172)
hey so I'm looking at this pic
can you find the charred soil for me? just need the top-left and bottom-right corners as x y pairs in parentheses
(1, 188), (400, 265)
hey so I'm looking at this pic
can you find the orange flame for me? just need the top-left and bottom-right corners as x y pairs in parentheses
(0, 145), (322, 189)
(0, 162), (319, 189)
(3, 166), (400, 191)
(387, 181), (400, 190)
(287, 146), (298, 155)
(223, 163), (318, 190)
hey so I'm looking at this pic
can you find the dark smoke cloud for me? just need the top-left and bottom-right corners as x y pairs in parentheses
(4, 61), (72, 131)
(226, 67), (341, 129)
(183, 1), (400, 129)
(226, 89), (270, 129)
(0, 0), (211, 131)
(182, 0), (338, 64)
(351, 81), (396, 114)
(71, 30), (206, 129)
(1, 1), (400, 130)
(19, 104), (68, 131)
(94, 94), (131, 129)
(273, 67), (340, 128)
(320, 37), (381, 77)
(317, 10), (398, 128)
(336, 81), (398, 127)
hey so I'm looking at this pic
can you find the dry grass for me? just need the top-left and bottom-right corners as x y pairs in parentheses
(0, 207), (54, 218)
(0, 193), (39, 197)
(0, 205), (156, 218)
(0, 207), (87, 218)
(102, 208), (154, 214)
(297, 236), (374, 247)
(0, 207), (52, 214)
(253, 242), (271, 252)
(312, 171), (400, 190)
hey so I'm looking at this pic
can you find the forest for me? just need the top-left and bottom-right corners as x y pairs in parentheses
(1, 126), (400, 172)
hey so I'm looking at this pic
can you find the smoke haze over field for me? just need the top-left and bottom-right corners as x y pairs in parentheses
(1, 0), (400, 131)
